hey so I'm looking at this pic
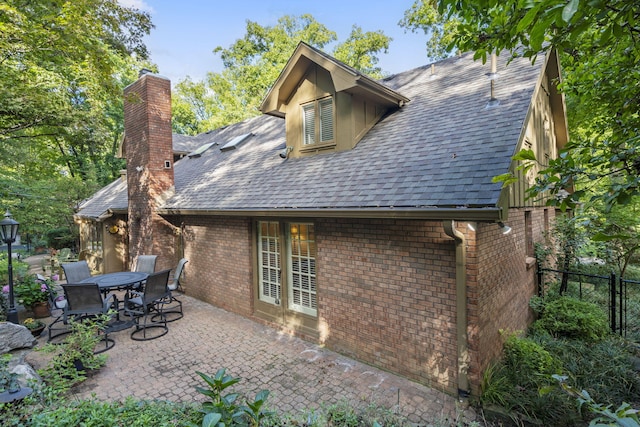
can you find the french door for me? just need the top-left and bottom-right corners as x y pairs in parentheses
(257, 221), (317, 318)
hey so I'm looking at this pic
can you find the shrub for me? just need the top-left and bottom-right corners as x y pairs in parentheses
(503, 334), (561, 382)
(44, 227), (77, 250)
(534, 296), (609, 341)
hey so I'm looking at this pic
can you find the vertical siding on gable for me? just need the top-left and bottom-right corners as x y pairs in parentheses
(509, 69), (560, 208)
(317, 218), (459, 393)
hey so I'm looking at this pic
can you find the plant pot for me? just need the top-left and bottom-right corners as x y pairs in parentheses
(29, 325), (46, 337)
(31, 302), (51, 318)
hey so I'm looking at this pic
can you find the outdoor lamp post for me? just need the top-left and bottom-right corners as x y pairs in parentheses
(0, 210), (20, 324)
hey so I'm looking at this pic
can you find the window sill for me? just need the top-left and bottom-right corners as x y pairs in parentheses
(526, 256), (537, 270)
(299, 141), (336, 153)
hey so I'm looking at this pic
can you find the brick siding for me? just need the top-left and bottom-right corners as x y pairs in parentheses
(171, 210), (553, 395)
(467, 207), (555, 394)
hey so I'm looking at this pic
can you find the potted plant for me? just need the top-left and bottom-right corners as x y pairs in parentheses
(5, 274), (57, 318)
(22, 317), (46, 337)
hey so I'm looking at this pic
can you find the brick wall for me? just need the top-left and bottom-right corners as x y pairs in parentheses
(181, 216), (253, 318)
(123, 73), (175, 267)
(177, 211), (554, 395)
(316, 218), (459, 393)
(467, 207), (555, 394)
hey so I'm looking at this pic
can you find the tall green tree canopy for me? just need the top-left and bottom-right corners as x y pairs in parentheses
(0, 0), (153, 240)
(172, 14), (392, 134)
(401, 0), (640, 212)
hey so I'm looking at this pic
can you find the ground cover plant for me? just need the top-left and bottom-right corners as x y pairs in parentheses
(0, 364), (436, 427)
(480, 291), (640, 426)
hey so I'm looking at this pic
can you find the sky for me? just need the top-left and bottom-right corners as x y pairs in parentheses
(121, 0), (431, 85)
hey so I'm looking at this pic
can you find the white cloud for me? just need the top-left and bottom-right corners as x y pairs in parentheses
(118, 0), (153, 12)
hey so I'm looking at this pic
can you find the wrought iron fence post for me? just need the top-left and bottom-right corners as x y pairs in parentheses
(610, 272), (616, 333)
(537, 263), (543, 297)
(619, 275), (624, 337)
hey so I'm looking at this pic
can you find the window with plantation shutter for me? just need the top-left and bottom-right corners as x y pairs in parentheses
(302, 97), (333, 146)
(319, 98), (333, 142)
(258, 221), (281, 305)
(302, 104), (315, 145)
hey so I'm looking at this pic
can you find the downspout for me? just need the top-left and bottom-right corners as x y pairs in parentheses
(443, 220), (470, 397)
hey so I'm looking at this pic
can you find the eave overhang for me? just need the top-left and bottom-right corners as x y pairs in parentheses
(156, 206), (504, 221)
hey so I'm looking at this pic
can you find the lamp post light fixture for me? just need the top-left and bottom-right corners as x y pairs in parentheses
(0, 210), (20, 324)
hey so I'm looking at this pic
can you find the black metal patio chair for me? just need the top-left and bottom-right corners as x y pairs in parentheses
(124, 269), (171, 341)
(61, 260), (91, 283)
(161, 258), (187, 322)
(56, 283), (117, 353)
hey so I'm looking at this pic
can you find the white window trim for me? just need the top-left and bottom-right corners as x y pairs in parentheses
(287, 223), (317, 317)
(258, 221), (281, 305)
(301, 97), (334, 146)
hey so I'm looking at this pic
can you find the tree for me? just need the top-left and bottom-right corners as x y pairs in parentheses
(172, 14), (392, 133)
(400, 0), (640, 212)
(0, 0), (154, 243)
(399, 0), (459, 60)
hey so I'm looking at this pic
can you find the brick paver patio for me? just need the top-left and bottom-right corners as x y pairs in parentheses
(27, 255), (475, 425)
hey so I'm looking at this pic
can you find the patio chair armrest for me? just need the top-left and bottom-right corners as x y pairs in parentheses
(103, 293), (117, 312)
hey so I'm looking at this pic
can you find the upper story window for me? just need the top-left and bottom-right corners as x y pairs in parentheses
(302, 97), (334, 145)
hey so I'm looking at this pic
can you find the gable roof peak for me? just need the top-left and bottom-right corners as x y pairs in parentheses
(260, 41), (409, 117)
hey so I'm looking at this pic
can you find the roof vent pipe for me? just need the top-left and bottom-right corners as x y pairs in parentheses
(485, 53), (500, 108)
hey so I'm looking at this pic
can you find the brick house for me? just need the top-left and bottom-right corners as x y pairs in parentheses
(74, 43), (568, 396)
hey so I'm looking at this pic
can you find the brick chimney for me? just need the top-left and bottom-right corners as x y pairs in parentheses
(123, 71), (174, 267)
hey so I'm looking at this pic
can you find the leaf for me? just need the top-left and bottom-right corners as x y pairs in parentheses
(562, 0), (579, 23)
(516, 4), (541, 33)
(202, 413), (222, 427)
(591, 232), (630, 242)
(513, 149), (537, 161)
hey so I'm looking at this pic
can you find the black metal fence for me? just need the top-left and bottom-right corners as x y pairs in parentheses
(537, 267), (639, 337)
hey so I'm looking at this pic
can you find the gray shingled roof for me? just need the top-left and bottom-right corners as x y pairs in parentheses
(77, 51), (541, 220)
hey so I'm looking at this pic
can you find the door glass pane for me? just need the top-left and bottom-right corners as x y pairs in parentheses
(258, 221), (281, 304)
(288, 223), (317, 316)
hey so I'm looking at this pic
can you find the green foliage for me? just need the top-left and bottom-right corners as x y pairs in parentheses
(44, 227), (77, 250)
(13, 274), (56, 307)
(0, 255), (29, 284)
(332, 25), (391, 78)
(502, 334), (561, 383)
(0, 0), (153, 241)
(482, 318), (638, 426)
(401, 1), (640, 213)
(552, 375), (640, 427)
(193, 368), (275, 427)
(541, 337), (640, 407)
(399, 0), (459, 60)
(29, 397), (200, 426)
(535, 296), (609, 341)
(37, 315), (111, 393)
(0, 354), (19, 393)
(172, 14), (393, 133)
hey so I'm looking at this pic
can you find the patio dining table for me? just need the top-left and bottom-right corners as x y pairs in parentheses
(79, 271), (149, 331)
(79, 271), (148, 292)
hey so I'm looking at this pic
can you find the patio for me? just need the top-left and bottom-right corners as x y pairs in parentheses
(26, 255), (473, 425)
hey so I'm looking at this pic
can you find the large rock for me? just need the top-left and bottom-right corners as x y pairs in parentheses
(0, 322), (37, 354)
(8, 349), (42, 388)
